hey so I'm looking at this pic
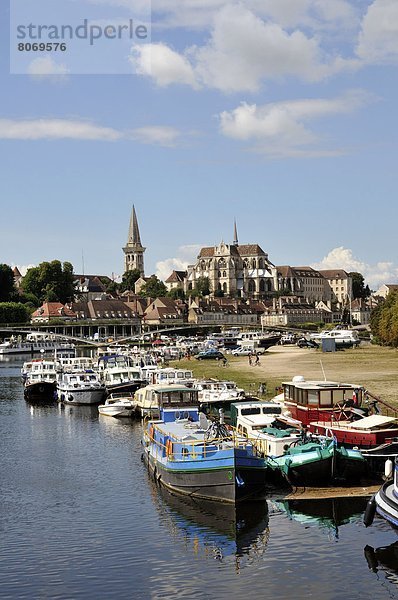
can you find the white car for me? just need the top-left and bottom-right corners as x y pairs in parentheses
(231, 347), (264, 356)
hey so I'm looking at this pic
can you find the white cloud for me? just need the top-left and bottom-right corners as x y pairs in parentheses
(156, 244), (201, 281)
(313, 247), (398, 288)
(356, 0), (398, 64)
(0, 118), (186, 146)
(131, 125), (182, 147)
(219, 90), (372, 157)
(27, 56), (70, 81)
(0, 118), (122, 141)
(129, 3), (361, 92)
(130, 43), (199, 88)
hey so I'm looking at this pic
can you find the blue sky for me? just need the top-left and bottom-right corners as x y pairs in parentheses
(1, 0), (397, 288)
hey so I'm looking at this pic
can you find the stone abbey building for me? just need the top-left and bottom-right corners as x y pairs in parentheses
(183, 223), (278, 299)
(122, 210), (352, 307)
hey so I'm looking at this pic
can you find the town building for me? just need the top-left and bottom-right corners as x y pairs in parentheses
(31, 302), (77, 323)
(73, 274), (110, 301)
(276, 266), (325, 302)
(374, 284), (398, 299)
(183, 223), (278, 299)
(123, 205), (145, 276)
(142, 298), (187, 326)
(319, 269), (353, 305)
(188, 298), (258, 326)
(165, 270), (187, 293)
(260, 297), (335, 327)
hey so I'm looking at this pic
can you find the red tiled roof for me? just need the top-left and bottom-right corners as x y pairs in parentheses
(32, 302), (76, 319)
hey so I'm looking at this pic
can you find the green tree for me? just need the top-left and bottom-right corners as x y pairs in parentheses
(139, 275), (167, 298)
(196, 277), (210, 297)
(370, 292), (398, 346)
(167, 288), (185, 300)
(22, 261), (74, 304)
(119, 269), (141, 293)
(0, 302), (31, 324)
(350, 272), (371, 300)
(0, 264), (15, 302)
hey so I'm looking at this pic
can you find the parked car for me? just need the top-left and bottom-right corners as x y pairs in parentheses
(195, 349), (225, 361)
(231, 347), (265, 356)
(297, 337), (319, 349)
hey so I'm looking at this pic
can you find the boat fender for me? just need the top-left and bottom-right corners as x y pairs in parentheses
(166, 439), (173, 459)
(149, 425), (154, 441)
(384, 458), (393, 479)
(363, 495), (377, 527)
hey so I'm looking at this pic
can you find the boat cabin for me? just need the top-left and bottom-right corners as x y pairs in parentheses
(282, 376), (364, 426)
(135, 383), (199, 418)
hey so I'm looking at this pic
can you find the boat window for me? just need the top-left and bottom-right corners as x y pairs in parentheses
(333, 389), (345, 404)
(263, 406), (282, 415)
(308, 390), (318, 406)
(319, 390), (332, 406)
(241, 407), (261, 415)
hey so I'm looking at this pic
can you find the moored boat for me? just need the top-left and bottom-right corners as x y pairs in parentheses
(57, 370), (106, 405)
(142, 402), (267, 504)
(23, 359), (59, 403)
(369, 457), (398, 530)
(282, 376), (398, 450)
(134, 383), (198, 419)
(98, 393), (135, 418)
(231, 400), (366, 485)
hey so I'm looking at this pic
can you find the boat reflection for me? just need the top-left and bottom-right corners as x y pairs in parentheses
(365, 542), (398, 588)
(274, 496), (368, 539)
(148, 478), (270, 569)
(60, 402), (99, 420)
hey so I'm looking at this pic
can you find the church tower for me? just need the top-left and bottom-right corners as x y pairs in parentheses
(232, 219), (238, 246)
(123, 205), (146, 275)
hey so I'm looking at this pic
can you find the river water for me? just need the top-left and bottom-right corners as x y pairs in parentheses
(1, 358), (397, 600)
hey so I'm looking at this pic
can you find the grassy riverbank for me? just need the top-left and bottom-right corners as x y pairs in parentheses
(171, 343), (398, 406)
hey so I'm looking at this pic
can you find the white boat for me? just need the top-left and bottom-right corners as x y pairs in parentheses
(309, 328), (360, 347)
(23, 359), (59, 402)
(365, 457), (398, 529)
(146, 367), (194, 386)
(237, 330), (281, 350)
(98, 354), (145, 393)
(195, 379), (245, 408)
(0, 333), (74, 355)
(134, 383), (198, 418)
(98, 393), (135, 418)
(57, 370), (106, 405)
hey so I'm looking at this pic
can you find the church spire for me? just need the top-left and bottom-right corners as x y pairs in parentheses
(128, 205), (142, 246)
(123, 205), (146, 276)
(233, 219), (238, 246)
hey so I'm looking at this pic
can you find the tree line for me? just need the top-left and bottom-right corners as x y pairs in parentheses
(370, 291), (398, 346)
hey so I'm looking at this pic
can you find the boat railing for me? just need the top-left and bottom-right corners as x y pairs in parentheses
(364, 390), (398, 418)
(144, 425), (257, 460)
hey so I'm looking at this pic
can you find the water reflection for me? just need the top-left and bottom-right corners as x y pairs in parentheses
(273, 496), (368, 539)
(365, 541), (398, 591)
(61, 402), (99, 420)
(148, 477), (270, 570)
